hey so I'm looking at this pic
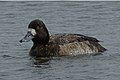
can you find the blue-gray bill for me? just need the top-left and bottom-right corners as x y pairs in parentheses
(19, 31), (34, 43)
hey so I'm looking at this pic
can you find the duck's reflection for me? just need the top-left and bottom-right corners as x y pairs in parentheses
(30, 57), (51, 67)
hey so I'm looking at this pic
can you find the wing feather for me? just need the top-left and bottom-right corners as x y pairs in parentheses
(49, 33), (100, 45)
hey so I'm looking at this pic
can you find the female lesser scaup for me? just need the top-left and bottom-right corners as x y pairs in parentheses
(19, 19), (106, 57)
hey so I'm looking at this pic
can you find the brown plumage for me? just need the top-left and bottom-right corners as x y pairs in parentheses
(20, 19), (106, 57)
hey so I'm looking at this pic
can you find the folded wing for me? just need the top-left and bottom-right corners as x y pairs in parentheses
(49, 33), (100, 45)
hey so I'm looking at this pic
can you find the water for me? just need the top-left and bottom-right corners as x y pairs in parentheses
(0, 1), (120, 80)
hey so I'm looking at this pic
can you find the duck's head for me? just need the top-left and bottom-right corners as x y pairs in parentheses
(19, 19), (49, 45)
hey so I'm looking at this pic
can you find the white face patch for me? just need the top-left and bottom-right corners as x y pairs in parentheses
(28, 28), (36, 36)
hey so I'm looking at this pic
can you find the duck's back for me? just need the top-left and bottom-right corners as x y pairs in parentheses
(49, 33), (106, 56)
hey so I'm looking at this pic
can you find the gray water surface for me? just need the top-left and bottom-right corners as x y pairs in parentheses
(0, 1), (120, 80)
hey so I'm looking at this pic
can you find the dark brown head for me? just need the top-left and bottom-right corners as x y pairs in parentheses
(19, 19), (49, 45)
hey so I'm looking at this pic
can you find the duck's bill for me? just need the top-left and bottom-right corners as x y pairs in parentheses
(19, 31), (34, 43)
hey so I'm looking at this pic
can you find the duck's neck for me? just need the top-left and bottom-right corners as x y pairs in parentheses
(32, 36), (49, 45)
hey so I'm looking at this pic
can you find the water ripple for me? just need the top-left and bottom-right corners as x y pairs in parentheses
(0, 1), (120, 80)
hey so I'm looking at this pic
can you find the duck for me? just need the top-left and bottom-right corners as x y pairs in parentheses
(19, 19), (106, 57)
